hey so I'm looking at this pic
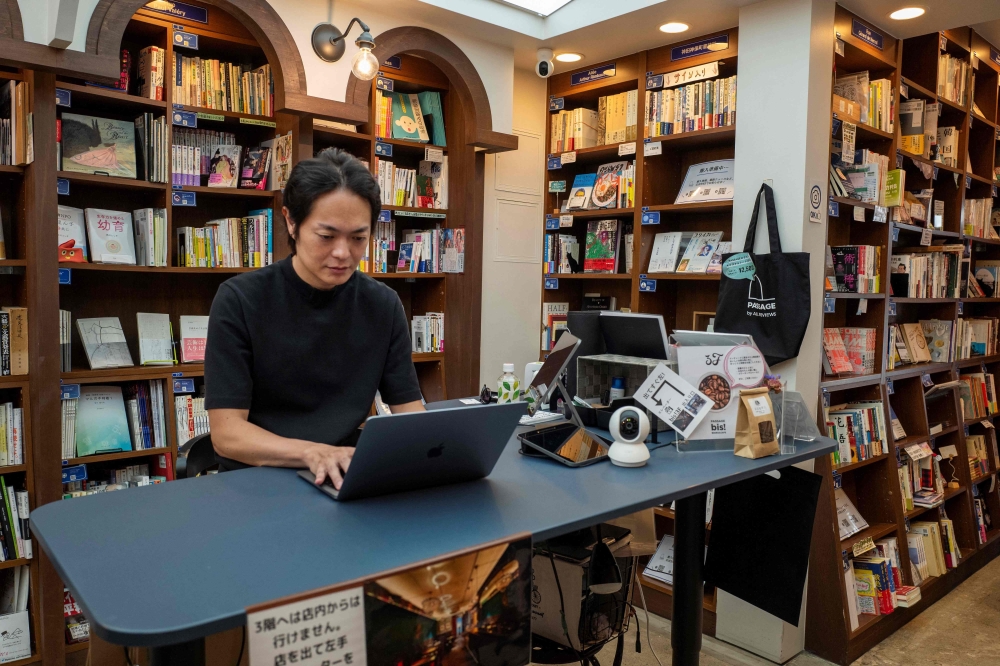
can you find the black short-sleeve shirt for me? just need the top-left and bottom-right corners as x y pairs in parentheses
(205, 257), (422, 471)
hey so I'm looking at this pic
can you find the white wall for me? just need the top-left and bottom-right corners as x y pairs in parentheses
(480, 68), (547, 386)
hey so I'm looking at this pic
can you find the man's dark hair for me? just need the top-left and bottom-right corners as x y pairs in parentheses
(282, 148), (380, 254)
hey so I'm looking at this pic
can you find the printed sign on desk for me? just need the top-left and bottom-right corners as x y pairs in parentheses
(247, 536), (532, 666)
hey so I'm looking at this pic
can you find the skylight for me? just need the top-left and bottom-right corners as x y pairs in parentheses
(492, 0), (576, 17)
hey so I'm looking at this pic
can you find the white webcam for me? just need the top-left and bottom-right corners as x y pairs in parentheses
(536, 48), (554, 78)
(608, 407), (650, 467)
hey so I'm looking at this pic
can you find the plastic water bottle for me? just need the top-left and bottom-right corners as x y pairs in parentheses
(497, 363), (521, 403)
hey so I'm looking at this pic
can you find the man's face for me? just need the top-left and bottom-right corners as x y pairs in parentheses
(286, 188), (371, 289)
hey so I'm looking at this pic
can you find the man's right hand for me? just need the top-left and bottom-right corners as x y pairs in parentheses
(303, 445), (355, 490)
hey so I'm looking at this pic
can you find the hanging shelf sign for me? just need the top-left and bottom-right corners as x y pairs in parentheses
(544, 278), (559, 290)
(671, 35), (729, 61)
(375, 76), (393, 92)
(375, 141), (393, 158)
(382, 55), (401, 70)
(549, 97), (565, 111)
(662, 62), (720, 89)
(172, 108), (197, 128)
(55, 88), (71, 107)
(646, 74), (664, 90)
(851, 19), (883, 50)
(144, 0), (208, 24)
(571, 64), (616, 86)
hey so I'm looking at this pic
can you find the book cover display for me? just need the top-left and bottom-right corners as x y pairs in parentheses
(61, 113), (137, 179)
(84, 208), (136, 264)
(208, 145), (241, 188)
(591, 161), (627, 209)
(75, 386), (133, 456)
(583, 220), (619, 273)
(239, 148), (271, 189)
(58, 205), (88, 262)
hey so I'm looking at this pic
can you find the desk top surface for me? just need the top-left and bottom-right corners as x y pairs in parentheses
(32, 432), (833, 646)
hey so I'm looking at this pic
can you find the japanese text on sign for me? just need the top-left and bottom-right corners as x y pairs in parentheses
(662, 62), (719, 89)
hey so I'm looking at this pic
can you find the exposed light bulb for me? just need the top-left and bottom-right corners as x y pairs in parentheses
(351, 47), (379, 80)
(890, 7), (924, 20)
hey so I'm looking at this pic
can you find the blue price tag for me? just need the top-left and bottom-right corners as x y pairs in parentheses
(886, 379), (894, 395)
(61, 384), (80, 400)
(375, 141), (393, 157)
(382, 55), (401, 70)
(828, 200), (839, 217)
(378, 210), (391, 223)
(548, 97), (565, 111)
(933, 166), (939, 180)
(892, 227), (899, 242)
(57, 178), (69, 196)
(641, 211), (660, 225)
(547, 156), (562, 170)
(921, 373), (933, 387)
(172, 191), (197, 206)
(173, 378), (196, 393)
(832, 471), (842, 489)
(889, 301), (896, 316)
(824, 297), (836, 313)
(172, 109), (197, 128)
(58, 268), (71, 285)
(639, 279), (656, 292)
(822, 389), (830, 407)
(61, 464), (87, 483)
(544, 278), (559, 290)
(958, 301), (963, 314)
(993, 185), (998, 197)
(55, 88), (71, 107)
(966, 175), (972, 189)
(896, 153), (903, 168)
(831, 118), (841, 137)
(965, 424), (971, 436)
(376, 76), (394, 92)
(545, 216), (560, 230)
(172, 372), (184, 377)
(172, 29), (199, 49)
(904, 516), (910, 531)
(645, 74), (664, 90)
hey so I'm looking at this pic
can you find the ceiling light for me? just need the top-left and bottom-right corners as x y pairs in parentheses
(556, 53), (582, 63)
(659, 22), (689, 33)
(889, 7), (925, 20)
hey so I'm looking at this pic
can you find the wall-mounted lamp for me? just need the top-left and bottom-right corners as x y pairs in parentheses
(311, 18), (379, 81)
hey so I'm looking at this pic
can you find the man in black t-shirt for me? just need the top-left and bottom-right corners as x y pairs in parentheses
(205, 150), (424, 488)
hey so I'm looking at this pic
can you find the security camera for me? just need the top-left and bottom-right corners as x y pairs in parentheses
(536, 48), (554, 78)
(608, 407), (651, 468)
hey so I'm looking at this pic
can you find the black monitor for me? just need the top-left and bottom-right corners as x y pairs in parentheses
(598, 312), (669, 360)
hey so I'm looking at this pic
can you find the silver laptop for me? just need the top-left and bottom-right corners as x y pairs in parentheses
(298, 402), (526, 501)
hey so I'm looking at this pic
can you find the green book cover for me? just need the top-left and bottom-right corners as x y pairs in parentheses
(884, 169), (904, 208)
(75, 386), (133, 457)
(417, 91), (446, 146)
(389, 92), (429, 143)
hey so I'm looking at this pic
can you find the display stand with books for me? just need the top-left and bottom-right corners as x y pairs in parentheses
(808, 8), (1000, 664)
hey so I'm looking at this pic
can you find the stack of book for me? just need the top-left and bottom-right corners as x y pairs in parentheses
(959, 372), (997, 418)
(549, 107), (598, 152)
(172, 55), (273, 116)
(62, 459), (173, 498)
(174, 394), (208, 448)
(66, 381), (167, 458)
(854, 550), (899, 616)
(58, 206), (167, 267)
(135, 46), (165, 100)
(833, 71), (894, 133)
(967, 434), (990, 480)
(643, 75), (737, 136)
(825, 400), (887, 464)
(172, 127), (236, 185)
(889, 246), (963, 298)
(543, 233), (580, 275)
(541, 302), (569, 351)
(374, 158), (448, 208)
(0, 403), (24, 467)
(895, 585), (921, 608)
(955, 317), (998, 360)
(938, 53), (970, 106)
(963, 198), (997, 239)
(134, 113), (168, 183)
(831, 147), (891, 205)
(822, 327), (876, 375)
(829, 245), (881, 293)
(565, 160), (635, 211)
(0, 476), (29, 563)
(0, 80), (31, 166)
(411, 313), (444, 353)
(648, 232), (729, 275)
(176, 210), (273, 268)
(373, 90), (446, 145)
(583, 220), (631, 274)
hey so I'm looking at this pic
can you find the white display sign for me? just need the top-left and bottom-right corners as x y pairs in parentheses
(560, 151), (577, 164)
(674, 159), (734, 204)
(559, 214), (574, 227)
(841, 121), (856, 165)
(0, 611), (31, 662)
(618, 142), (636, 156)
(676, 344), (766, 441)
(633, 363), (714, 439)
(663, 61), (720, 89)
(423, 147), (444, 163)
(248, 587), (366, 666)
(643, 141), (663, 156)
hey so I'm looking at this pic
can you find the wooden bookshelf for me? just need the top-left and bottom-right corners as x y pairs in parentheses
(540, 27), (739, 633)
(806, 7), (1000, 664)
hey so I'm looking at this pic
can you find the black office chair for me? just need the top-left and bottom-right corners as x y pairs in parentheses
(175, 433), (218, 479)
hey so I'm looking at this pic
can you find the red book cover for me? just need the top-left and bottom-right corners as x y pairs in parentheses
(152, 451), (174, 482)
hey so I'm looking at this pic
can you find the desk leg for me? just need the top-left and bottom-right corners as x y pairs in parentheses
(149, 637), (205, 666)
(671, 491), (706, 666)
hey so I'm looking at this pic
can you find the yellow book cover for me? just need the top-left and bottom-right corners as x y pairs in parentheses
(853, 568), (879, 615)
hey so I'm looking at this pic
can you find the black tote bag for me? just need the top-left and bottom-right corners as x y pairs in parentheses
(714, 184), (810, 366)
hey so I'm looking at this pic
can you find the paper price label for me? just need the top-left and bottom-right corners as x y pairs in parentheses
(196, 112), (224, 122)
(424, 147), (444, 163)
(841, 122), (856, 164)
(722, 252), (755, 280)
(852, 536), (876, 557)
(920, 227), (933, 246)
(559, 215), (574, 227)
(618, 142), (636, 156)
(853, 206), (865, 222)
(560, 151), (577, 164)
(643, 141), (662, 156)
(835, 39), (845, 56)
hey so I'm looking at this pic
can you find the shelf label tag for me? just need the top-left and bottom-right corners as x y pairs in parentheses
(965, 424), (971, 436)
(548, 180), (566, 193)
(920, 227), (933, 246)
(375, 76), (393, 92)
(375, 141), (393, 157)
(852, 536), (876, 557)
(239, 117), (276, 128)
(966, 175), (972, 189)
(58, 268), (71, 285)
(895, 153), (903, 168)
(56, 178), (69, 196)
(61, 464), (87, 483)
(146, 0), (207, 22)
(172, 109), (197, 128)
(424, 147), (444, 163)
(382, 55), (402, 70)
(904, 516), (910, 531)
(841, 122), (856, 164)
(851, 19), (883, 50)
(545, 215), (559, 230)
(899, 83), (908, 99)
(824, 297), (835, 314)
(196, 112), (224, 122)
(940, 34), (947, 50)
(55, 88), (71, 107)
(559, 215), (574, 227)
(857, 298), (867, 315)
(671, 35), (728, 61)
(889, 301), (896, 316)
(828, 199), (839, 217)
(983, 420), (994, 430)
(544, 277), (559, 290)
(993, 185), (998, 197)
(643, 140), (662, 156)
(61, 384), (80, 400)
(933, 166), (939, 180)
(662, 62), (720, 89)
(641, 210), (660, 225)
(831, 118), (841, 137)
(992, 48), (1000, 67)
(873, 206), (887, 223)
(172, 191), (197, 206)
(546, 156), (562, 170)
(646, 74), (664, 90)
(886, 379), (894, 395)
(618, 142), (636, 156)
(571, 63), (616, 85)
(560, 151), (576, 164)
(173, 378), (196, 394)
(957, 301), (964, 315)
(832, 470), (842, 489)
(853, 206), (865, 222)
(834, 39), (845, 56)
(377, 210), (391, 223)
(639, 278), (657, 292)
(921, 373), (933, 387)
(822, 389), (830, 407)
(549, 97), (565, 111)
(892, 227), (900, 242)
(172, 29), (198, 50)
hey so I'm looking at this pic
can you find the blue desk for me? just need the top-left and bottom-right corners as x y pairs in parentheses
(32, 432), (834, 665)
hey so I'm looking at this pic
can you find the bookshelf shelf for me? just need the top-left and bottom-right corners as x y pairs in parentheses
(172, 185), (276, 199)
(966, 172), (993, 186)
(551, 142), (632, 164)
(0, 559), (31, 571)
(642, 201), (733, 214)
(956, 354), (1000, 367)
(375, 137), (447, 155)
(64, 447), (172, 466)
(1, 654), (39, 666)
(900, 76), (936, 100)
(381, 205), (448, 216)
(0, 165), (23, 175)
(841, 523), (898, 551)
(643, 273), (722, 281)
(819, 374), (882, 390)
(652, 126), (736, 148)
(56, 172), (168, 191)
(0, 260), (26, 267)
(893, 222), (960, 238)
(890, 297), (957, 304)
(0, 465), (27, 475)
(65, 642), (89, 654)
(558, 208), (634, 219)
(824, 292), (885, 299)
(937, 95), (967, 114)
(372, 272), (446, 279)
(313, 125), (371, 143)
(830, 196), (874, 210)
(174, 104), (274, 124)
(412, 352), (444, 363)
(54, 82), (168, 111)
(885, 362), (955, 379)
(833, 452), (890, 474)
(66, 264), (256, 274)
(543, 273), (632, 280)
(833, 117), (893, 141)
(61, 364), (204, 383)
(964, 235), (1000, 247)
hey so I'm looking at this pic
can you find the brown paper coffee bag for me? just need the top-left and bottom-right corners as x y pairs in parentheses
(734, 386), (778, 459)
